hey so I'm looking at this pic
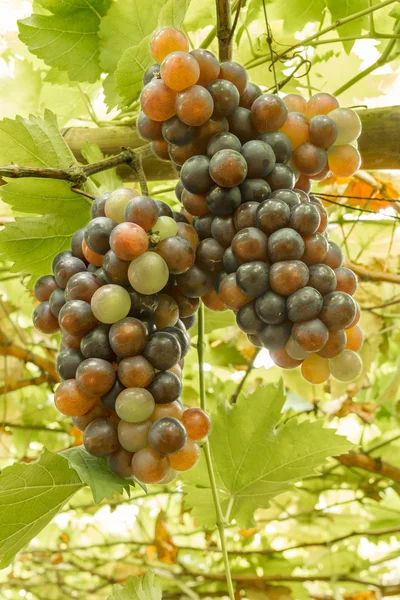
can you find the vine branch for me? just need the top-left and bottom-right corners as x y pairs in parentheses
(216, 0), (233, 61)
(338, 451), (400, 484)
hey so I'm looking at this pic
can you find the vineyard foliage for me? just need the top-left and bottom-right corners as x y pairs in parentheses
(0, 0), (400, 598)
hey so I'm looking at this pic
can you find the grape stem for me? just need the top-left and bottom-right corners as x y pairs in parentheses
(216, 0), (233, 61)
(230, 347), (261, 404)
(197, 302), (235, 600)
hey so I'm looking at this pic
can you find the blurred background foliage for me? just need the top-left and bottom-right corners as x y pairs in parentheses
(0, 0), (400, 598)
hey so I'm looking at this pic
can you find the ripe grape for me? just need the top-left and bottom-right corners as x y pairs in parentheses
(211, 215), (236, 247)
(251, 93), (288, 132)
(124, 196), (159, 231)
(308, 264), (336, 295)
(149, 416), (187, 454)
(55, 379), (98, 417)
(162, 117), (194, 146)
(131, 447), (170, 484)
(236, 261), (269, 297)
(176, 85), (214, 126)
(202, 288), (227, 311)
(266, 164), (296, 191)
(207, 132), (242, 157)
(269, 260), (309, 295)
(234, 202), (258, 230)
(161, 51), (199, 91)
(309, 115), (338, 148)
(176, 264), (213, 297)
(328, 108), (362, 145)
(109, 222), (149, 262)
(345, 325), (364, 351)
(285, 336), (310, 360)
(223, 247), (241, 273)
(167, 286), (199, 317)
(49, 289), (66, 318)
(247, 333), (262, 347)
(305, 93), (339, 118)
(280, 112), (309, 150)
(270, 348), (302, 369)
(181, 190), (208, 217)
(269, 189), (300, 209)
(163, 324), (190, 357)
(62, 332), (83, 350)
(148, 371), (182, 403)
(150, 400), (183, 422)
(256, 199), (290, 234)
(228, 107), (258, 143)
(108, 317), (147, 358)
(71, 232), (87, 259)
(91, 193), (110, 219)
(143, 62), (160, 84)
(153, 294), (179, 328)
(52, 251), (72, 272)
(196, 238), (225, 272)
(140, 79), (177, 122)
(117, 355), (155, 388)
(239, 179), (271, 203)
(76, 358), (116, 396)
(82, 241), (104, 267)
(72, 399), (110, 432)
(219, 61), (248, 94)
(258, 131), (292, 163)
(128, 252), (169, 294)
(286, 286), (323, 322)
(177, 222), (199, 249)
(335, 267), (358, 295)
(237, 301), (263, 334)
(329, 349), (362, 381)
(219, 273), (253, 310)
(83, 418), (119, 457)
(327, 144), (361, 177)
(191, 49), (220, 86)
(65, 272), (102, 303)
(231, 227), (268, 262)
(301, 354), (330, 384)
(206, 185), (242, 216)
(259, 321), (291, 350)
(150, 27), (189, 62)
(268, 228), (305, 262)
(324, 241), (344, 269)
(169, 141), (198, 166)
(102, 251), (130, 286)
(156, 236), (195, 274)
(128, 288), (158, 319)
(194, 213), (214, 239)
(317, 329), (346, 358)
(292, 318), (329, 352)
(144, 331), (182, 370)
(137, 111), (163, 141)
(59, 300), (98, 336)
(105, 188), (138, 223)
(181, 155), (213, 194)
(302, 233), (329, 265)
(240, 82), (262, 109)
(33, 302), (60, 334)
(91, 285), (131, 324)
(292, 142), (327, 176)
(152, 140), (170, 161)
(209, 149), (248, 187)
(319, 291), (356, 330)
(169, 439), (200, 471)
(54, 255), (86, 289)
(255, 290), (286, 324)
(283, 93), (307, 113)
(81, 324), (115, 361)
(115, 388), (155, 423)
(56, 348), (83, 380)
(194, 117), (229, 142)
(314, 203), (328, 232)
(289, 203), (321, 236)
(34, 275), (58, 302)
(102, 378), (125, 410)
(240, 140), (276, 178)
(84, 217), (116, 255)
(108, 448), (134, 478)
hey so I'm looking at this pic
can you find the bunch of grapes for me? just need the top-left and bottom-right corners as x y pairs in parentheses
(139, 26), (364, 384)
(32, 188), (211, 484)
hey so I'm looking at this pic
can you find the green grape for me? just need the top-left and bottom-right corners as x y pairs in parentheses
(91, 284), (131, 324)
(117, 419), (151, 452)
(285, 336), (310, 360)
(328, 108), (362, 145)
(153, 216), (178, 241)
(105, 188), (138, 223)
(128, 252), (169, 294)
(115, 388), (155, 422)
(329, 349), (362, 382)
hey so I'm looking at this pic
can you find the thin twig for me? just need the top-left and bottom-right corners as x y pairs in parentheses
(230, 348), (261, 404)
(261, 0), (278, 93)
(227, 0), (243, 44)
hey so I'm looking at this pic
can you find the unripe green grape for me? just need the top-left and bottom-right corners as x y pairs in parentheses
(153, 216), (178, 240)
(329, 349), (363, 381)
(128, 252), (169, 294)
(91, 284), (131, 324)
(105, 188), (138, 223)
(117, 419), (151, 452)
(328, 108), (362, 145)
(115, 388), (155, 422)
(286, 336), (310, 360)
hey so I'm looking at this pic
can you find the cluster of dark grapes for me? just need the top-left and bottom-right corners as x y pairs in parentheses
(139, 26), (364, 384)
(32, 189), (211, 484)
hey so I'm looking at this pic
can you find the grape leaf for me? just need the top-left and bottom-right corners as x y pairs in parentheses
(107, 571), (162, 600)
(183, 381), (354, 527)
(0, 111), (91, 285)
(159, 0), (192, 27)
(0, 449), (84, 569)
(326, 0), (368, 53)
(18, 3), (110, 83)
(103, 73), (124, 112)
(81, 142), (123, 193)
(115, 38), (155, 103)
(39, 0), (111, 16)
(62, 446), (131, 504)
(99, 0), (166, 73)
(270, 0), (326, 34)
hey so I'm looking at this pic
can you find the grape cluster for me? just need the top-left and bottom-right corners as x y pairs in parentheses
(140, 26), (364, 384)
(33, 189), (211, 484)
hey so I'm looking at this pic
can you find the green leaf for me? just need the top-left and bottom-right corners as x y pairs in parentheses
(326, 0), (368, 53)
(81, 142), (123, 192)
(270, 0), (326, 34)
(108, 571), (162, 600)
(0, 449), (84, 569)
(183, 381), (354, 527)
(115, 38), (155, 102)
(39, 0), (111, 16)
(158, 0), (192, 27)
(0, 58), (41, 120)
(18, 7), (107, 83)
(99, 0), (166, 73)
(103, 73), (124, 112)
(62, 446), (131, 504)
